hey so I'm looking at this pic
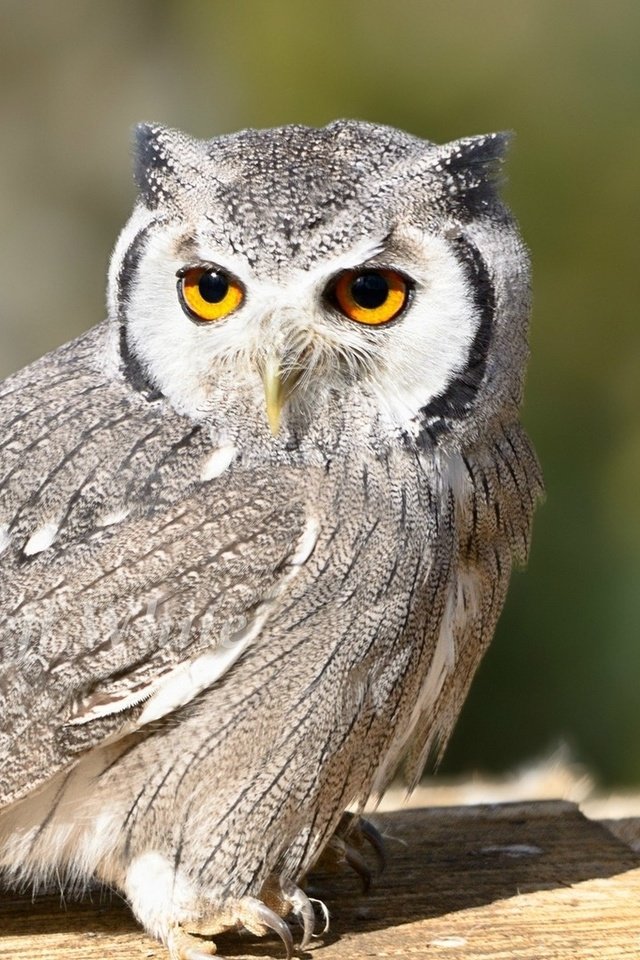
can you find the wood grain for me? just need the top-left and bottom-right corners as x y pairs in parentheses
(1, 801), (639, 959)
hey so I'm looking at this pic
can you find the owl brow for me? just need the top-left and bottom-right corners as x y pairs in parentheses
(174, 232), (253, 280)
(318, 234), (394, 278)
(173, 232), (200, 260)
(351, 230), (422, 271)
(352, 233), (393, 266)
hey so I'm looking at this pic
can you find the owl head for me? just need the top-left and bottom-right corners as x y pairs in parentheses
(107, 121), (530, 454)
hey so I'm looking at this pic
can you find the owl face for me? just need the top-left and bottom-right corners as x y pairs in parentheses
(108, 121), (529, 449)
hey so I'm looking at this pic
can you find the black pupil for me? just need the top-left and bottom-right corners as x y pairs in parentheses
(350, 272), (389, 309)
(198, 270), (229, 303)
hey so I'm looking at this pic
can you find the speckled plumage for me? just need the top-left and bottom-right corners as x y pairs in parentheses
(0, 120), (542, 957)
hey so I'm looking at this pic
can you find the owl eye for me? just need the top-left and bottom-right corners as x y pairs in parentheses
(331, 268), (410, 325)
(178, 266), (244, 323)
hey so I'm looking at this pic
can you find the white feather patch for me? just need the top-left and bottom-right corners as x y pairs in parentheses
(96, 506), (131, 528)
(126, 852), (199, 941)
(415, 605), (456, 710)
(0, 524), (11, 556)
(199, 443), (237, 481)
(290, 516), (320, 565)
(136, 617), (263, 727)
(23, 519), (59, 556)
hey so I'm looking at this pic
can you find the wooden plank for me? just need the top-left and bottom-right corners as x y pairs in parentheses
(1, 801), (639, 959)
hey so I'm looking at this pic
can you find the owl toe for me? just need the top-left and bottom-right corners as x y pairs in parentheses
(167, 926), (218, 960)
(314, 812), (386, 892)
(181, 893), (294, 959)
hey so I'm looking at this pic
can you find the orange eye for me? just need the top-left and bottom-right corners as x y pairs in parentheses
(332, 268), (410, 325)
(178, 266), (244, 323)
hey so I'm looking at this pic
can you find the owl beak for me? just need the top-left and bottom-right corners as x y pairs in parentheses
(260, 353), (302, 436)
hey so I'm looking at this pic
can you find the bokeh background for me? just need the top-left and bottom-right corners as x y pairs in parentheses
(0, 1), (638, 785)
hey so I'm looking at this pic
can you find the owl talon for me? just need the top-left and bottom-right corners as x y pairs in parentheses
(175, 892), (294, 959)
(321, 834), (372, 892)
(343, 842), (373, 893)
(240, 896), (294, 959)
(357, 817), (387, 873)
(315, 813), (385, 893)
(309, 897), (331, 936)
(281, 879), (317, 949)
(337, 812), (386, 874)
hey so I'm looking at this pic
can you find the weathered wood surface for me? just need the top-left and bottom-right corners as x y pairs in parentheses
(1, 801), (639, 959)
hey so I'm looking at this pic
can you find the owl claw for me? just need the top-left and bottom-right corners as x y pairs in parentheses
(281, 880), (317, 949)
(357, 816), (387, 873)
(337, 812), (386, 873)
(241, 896), (294, 960)
(308, 896), (330, 936)
(173, 892), (295, 959)
(342, 841), (373, 893)
(168, 880), (327, 959)
(315, 813), (386, 893)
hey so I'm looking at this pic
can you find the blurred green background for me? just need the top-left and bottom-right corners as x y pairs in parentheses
(0, 1), (638, 785)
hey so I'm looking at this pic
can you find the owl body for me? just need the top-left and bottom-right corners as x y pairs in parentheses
(0, 121), (541, 955)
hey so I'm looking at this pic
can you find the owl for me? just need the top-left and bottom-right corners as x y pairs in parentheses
(0, 121), (542, 958)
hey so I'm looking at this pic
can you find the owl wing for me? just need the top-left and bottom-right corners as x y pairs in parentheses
(401, 422), (543, 787)
(0, 324), (311, 807)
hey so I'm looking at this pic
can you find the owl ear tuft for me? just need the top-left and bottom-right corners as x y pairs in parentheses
(430, 131), (512, 208)
(132, 122), (197, 209)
